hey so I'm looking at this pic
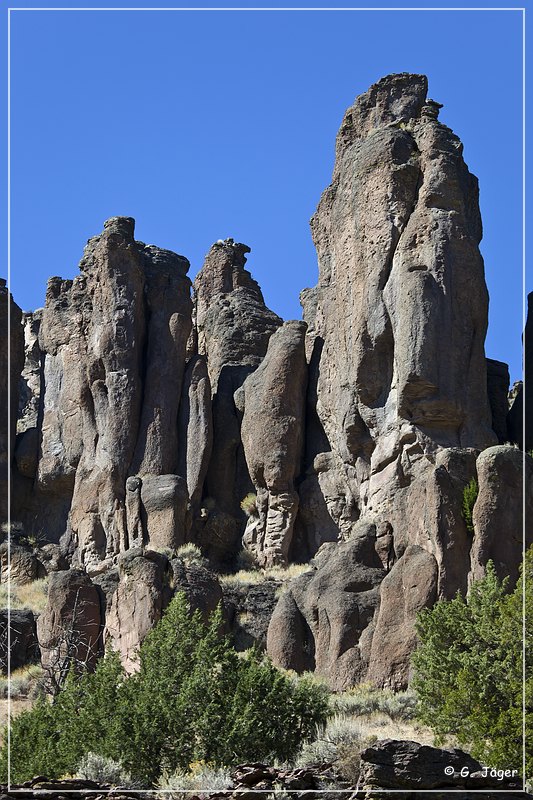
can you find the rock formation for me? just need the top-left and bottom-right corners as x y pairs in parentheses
(508, 291), (532, 449)
(1, 74), (528, 692)
(0, 280), (24, 523)
(238, 320), (308, 566)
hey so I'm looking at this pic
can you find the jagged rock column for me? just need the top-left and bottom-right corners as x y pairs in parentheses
(236, 320), (308, 566)
(302, 73), (497, 536)
(192, 239), (282, 560)
(35, 218), (193, 564)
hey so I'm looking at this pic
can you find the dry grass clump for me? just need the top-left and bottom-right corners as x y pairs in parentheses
(240, 493), (258, 517)
(295, 714), (372, 784)
(174, 543), (209, 568)
(75, 752), (138, 788)
(0, 577), (49, 612)
(0, 664), (43, 699)
(156, 760), (232, 798)
(220, 562), (311, 588)
(332, 682), (417, 720)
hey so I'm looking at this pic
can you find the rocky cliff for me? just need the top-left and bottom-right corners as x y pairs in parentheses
(1, 73), (529, 690)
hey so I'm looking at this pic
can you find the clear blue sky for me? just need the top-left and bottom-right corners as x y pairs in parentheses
(2, 2), (526, 382)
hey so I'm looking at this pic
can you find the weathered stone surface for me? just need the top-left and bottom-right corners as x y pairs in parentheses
(178, 355), (213, 509)
(267, 524), (385, 689)
(360, 739), (522, 791)
(193, 505), (241, 567)
(105, 549), (170, 673)
(36, 569), (101, 674)
(300, 73), (497, 546)
(0, 608), (40, 672)
(508, 291), (533, 450)
(223, 579), (281, 650)
(469, 446), (532, 587)
(366, 546), (438, 689)
(0, 280), (24, 522)
(194, 240), (282, 522)
(17, 310), (42, 435)
(238, 321), (308, 566)
(486, 358), (510, 444)
(139, 474), (189, 552)
(170, 558), (223, 623)
(0, 542), (43, 585)
(24, 218), (192, 564)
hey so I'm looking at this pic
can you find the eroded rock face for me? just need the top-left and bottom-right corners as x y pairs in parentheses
(37, 569), (102, 675)
(267, 523), (385, 689)
(5, 76), (527, 692)
(0, 280), (24, 523)
(19, 218), (193, 565)
(105, 549), (170, 673)
(469, 446), (532, 587)
(193, 239), (282, 541)
(301, 73), (497, 539)
(238, 321), (308, 566)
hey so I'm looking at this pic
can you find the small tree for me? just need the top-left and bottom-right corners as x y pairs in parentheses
(412, 551), (532, 776)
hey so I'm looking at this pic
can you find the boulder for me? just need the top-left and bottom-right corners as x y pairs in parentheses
(0, 543), (43, 585)
(469, 446), (532, 587)
(36, 569), (101, 677)
(170, 558), (224, 623)
(0, 609), (39, 672)
(105, 549), (170, 672)
(267, 523), (385, 689)
(360, 739), (522, 791)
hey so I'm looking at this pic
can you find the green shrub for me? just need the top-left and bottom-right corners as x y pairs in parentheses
(461, 477), (478, 533)
(2, 593), (329, 786)
(412, 551), (532, 776)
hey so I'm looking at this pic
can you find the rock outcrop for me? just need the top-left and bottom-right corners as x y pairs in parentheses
(3, 74), (527, 693)
(508, 291), (532, 450)
(267, 523), (385, 688)
(238, 320), (308, 566)
(192, 239), (282, 558)
(36, 569), (102, 677)
(0, 280), (24, 523)
(300, 73), (496, 537)
(359, 739), (522, 791)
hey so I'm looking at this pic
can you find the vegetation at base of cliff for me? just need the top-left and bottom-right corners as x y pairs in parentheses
(412, 549), (532, 775)
(461, 477), (478, 533)
(0, 593), (329, 786)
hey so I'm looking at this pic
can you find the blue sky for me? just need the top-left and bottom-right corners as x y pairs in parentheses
(2, 2), (526, 382)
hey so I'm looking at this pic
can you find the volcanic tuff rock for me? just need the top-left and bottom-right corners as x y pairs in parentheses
(193, 239), (282, 532)
(238, 320), (308, 566)
(0, 280), (24, 523)
(3, 73), (528, 689)
(508, 291), (533, 450)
